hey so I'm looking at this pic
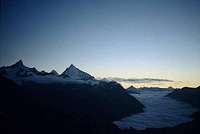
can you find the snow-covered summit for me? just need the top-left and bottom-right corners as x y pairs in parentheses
(0, 60), (41, 78)
(13, 60), (24, 67)
(61, 64), (95, 80)
(0, 61), (97, 85)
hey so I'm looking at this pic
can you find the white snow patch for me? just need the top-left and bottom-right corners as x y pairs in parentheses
(61, 64), (94, 80)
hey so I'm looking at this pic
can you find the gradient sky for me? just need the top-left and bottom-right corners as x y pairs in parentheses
(0, 0), (200, 88)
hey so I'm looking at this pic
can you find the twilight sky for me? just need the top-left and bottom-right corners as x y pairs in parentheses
(0, 0), (200, 88)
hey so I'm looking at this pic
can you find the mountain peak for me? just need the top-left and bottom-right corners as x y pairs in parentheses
(69, 64), (75, 68)
(68, 64), (80, 71)
(128, 85), (136, 88)
(15, 60), (24, 66)
(126, 85), (140, 94)
(50, 69), (58, 75)
(61, 64), (95, 80)
(8, 60), (25, 69)
(127, 85), (137, 90)
(68, 64), (78, 70)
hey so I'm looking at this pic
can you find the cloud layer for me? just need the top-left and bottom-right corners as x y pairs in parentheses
(107, 77), (174, 83)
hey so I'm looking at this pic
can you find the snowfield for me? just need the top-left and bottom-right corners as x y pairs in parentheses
(113, 89), (198, 130)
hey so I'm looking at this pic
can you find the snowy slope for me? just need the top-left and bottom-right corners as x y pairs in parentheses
(0, 60), (98, 85)
(0, 60), (63, 84)
(0, 60), (40, 79)
(61, 64), (95, 80)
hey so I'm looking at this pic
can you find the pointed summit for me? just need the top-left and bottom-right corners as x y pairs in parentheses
(127, 85), (137, 90)
(50, 69), (58, 75)
(68, 64), (77, 70)
(9, 60), (25, 69)
(69, 64), (75, 68)
(61, 64), (95, 80)
(126, 85), (140, 94)
(14, 60), (24, 67)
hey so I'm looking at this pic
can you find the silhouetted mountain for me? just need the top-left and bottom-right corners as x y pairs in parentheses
(0, 75), (144, 134)
(167, 86), (200, 109)
(126, 86), (140, 94)
(50, 69), (59, 75)
(0, 61), (145, 134)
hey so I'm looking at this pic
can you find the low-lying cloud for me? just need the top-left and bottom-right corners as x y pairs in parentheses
(107, 77), (174, 83)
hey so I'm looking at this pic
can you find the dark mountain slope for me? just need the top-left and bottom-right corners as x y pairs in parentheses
(166, 86), (200, 108)
(0, 76), (143, 134)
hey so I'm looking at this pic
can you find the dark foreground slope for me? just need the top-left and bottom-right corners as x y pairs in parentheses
(166, 86), (200, 108)
(0, 76), (143, 134)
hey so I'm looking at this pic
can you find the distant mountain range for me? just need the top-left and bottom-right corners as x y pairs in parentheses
(0, 60), (97, 85)
(167, 86), (200, 109)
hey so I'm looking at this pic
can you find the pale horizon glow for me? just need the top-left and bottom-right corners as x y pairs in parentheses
(1, 60), (200, 88)
(0, 0), (200, 88)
